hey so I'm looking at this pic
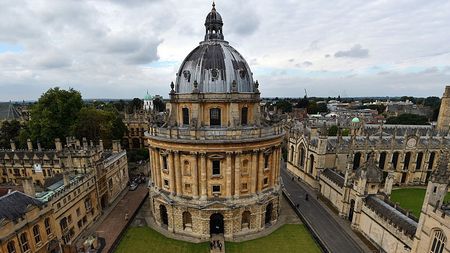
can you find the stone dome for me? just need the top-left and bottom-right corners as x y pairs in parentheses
(175, 3), (254, 94)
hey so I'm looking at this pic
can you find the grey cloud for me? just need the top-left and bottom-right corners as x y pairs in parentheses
(303, 61), (313, 67)
(324, 54), (330, 58)
(334, 44), (369, 58)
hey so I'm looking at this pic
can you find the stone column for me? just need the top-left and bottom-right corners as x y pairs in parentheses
(271, 149), (277, 186)
(156, 150), (162, 189)
(168, 151), (175, 195)
(200, 152), (207, 200)
(258, 151), (264, 192)
(234, 152), (241, 197)
(251, 151), (258, 194)
(192, 152), (199, 199)
(174, 151), (182, 196)
(150, 149), (156, 185)
(226, 152), (232, 198)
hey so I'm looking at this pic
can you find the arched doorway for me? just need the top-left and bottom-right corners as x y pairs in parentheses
(210, 213), (224, 234)
(160, 205), (168, 226)
(265, 203), (273, 225)
(241, 211), (251, 229)
(182, 211), (192, 230)
(349, 200), (355, 222)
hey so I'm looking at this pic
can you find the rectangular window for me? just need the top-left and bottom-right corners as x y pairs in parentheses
(212, 160), (221, 175)
(241, 107), (248, 125)
(164, 179), (169, 187)
(20, 233), (29, 252)
(210, 108), (221, 127)
(76, 208), (81, 217)
(163, 156), (168, 171)
(212, 185), (221, 193)
(264, 155), (269, 169)
(184, 184), (192, 193)
(45, 218), (52, 235)
(263, 177), (269, 186)
(242, 183), (248, 191)
(182, 108), (190, 125)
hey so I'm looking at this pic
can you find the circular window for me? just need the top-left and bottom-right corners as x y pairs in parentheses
(211, 69), (219, 80)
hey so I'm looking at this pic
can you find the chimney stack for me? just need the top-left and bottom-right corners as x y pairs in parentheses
(112, 140), (121, 153)
(99, 139), (104, 151)
(10, 139), (16, 151)
(55, 138), (62, 151)
(27, 139), (33, 151)
(82, 137), (88, 150)
(22, 177), (36, 197)
(63, 171), (70, 187)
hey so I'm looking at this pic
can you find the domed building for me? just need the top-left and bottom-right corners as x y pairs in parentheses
(146, 3), (284, 240)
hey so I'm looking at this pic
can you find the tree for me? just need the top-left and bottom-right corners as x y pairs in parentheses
(28, 88), (83, 148)
(128, 98), (143, 113)
(72, 106), (126, 148)
(275, 99), (293, 113)
(327, 125), (338, 136)
(0, 120), (22, 148)
(385, 114), (429, 125)
(153, 97), (165, 112)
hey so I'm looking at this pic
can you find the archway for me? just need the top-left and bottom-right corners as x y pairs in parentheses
(160, 205), (168, 226)
(265, 203), (273, 225)
(182, 211), (192, 230)
(241, 211), (251, 229)
(349, 199), (355, 222)
(210, 213), (224, 234)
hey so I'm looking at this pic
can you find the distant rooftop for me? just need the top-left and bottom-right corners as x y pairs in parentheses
(0, 191), (43, 221)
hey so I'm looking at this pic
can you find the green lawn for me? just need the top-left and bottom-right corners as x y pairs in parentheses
(391, 188), (450, 218)
(115, 224), (321, 253)
(114, 227), (209, 253)
(226, 224), (321, 253)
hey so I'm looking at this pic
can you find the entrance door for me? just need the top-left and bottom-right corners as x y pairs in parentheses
(349, 200), (355, 222)
(265, 203), (273, 225)
(210, 213), (224, 234)
(160, 205), (168, 226)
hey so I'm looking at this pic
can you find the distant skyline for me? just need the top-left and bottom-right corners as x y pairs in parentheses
(1, 0), (450, 101)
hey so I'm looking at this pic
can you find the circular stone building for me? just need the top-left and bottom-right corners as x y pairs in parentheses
(147, 3), (284, 240)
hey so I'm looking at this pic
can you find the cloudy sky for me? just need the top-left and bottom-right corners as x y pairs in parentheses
(1, 0), (450, 101)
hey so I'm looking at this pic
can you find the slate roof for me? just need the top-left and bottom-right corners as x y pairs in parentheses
(321, 168), (345, 187)
(365, 195), (417, 237)
(0, 191), (43, 221)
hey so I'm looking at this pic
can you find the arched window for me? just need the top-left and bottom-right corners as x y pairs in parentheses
(19, 233), (29, 252)
(241, 211), (251, 229)
(416, 152), (424, 171)
(183, 160), (191, 176)
(210, 108), (221, 127)
(379, 152), (387, 170)
(353, 152), (361, 170)
(404, 152), (411, 170)
(429, 229), (447, 253)
(182, 211), (192, 230)
(299, 147), (305, 167)
(7, 241), (16, 253)
(309, 155), (314, 174)
(33, 225), (41, 244)
(182, 108), (189, 126)
(392, 152), (399, 170)
(428, 152), (436, 170)
(241, 107), (248, 125)
(290, 145), (294, 162)
(45, 217), (52, 235)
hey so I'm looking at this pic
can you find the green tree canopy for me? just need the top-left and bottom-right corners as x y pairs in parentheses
(385, 113), (429, 125)
(327, 125), (338, 136)
(28, 88), (83, 148)
(0, 120), (22, 148)
(72, 106), (126, 148)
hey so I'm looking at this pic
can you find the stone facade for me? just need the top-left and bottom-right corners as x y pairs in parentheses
(437, 86), (450, 132)
(0, 138), (129, 253)
(147, 4), (283, 240)
(123, 110), (151, 149)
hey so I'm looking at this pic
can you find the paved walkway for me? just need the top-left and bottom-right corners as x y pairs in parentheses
(281, 168), (372, 253)
(94, 185), (148, 253)
(210, 234), (225, 253)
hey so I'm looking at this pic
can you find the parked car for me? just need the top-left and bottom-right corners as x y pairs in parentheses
(129, 183), (138, 191)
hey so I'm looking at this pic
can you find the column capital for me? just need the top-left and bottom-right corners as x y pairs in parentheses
(189, 151), (198, 155)
(199, 152), (207, 157)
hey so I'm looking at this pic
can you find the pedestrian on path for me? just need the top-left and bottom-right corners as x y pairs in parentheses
(125, 211), (129, 221)
(305, 193), (309, 201)
(218, 241), (222, 251)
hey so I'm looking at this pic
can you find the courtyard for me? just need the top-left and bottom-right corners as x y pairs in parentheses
(391, 188), (450, 217)
(114, 224), (320, 253)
